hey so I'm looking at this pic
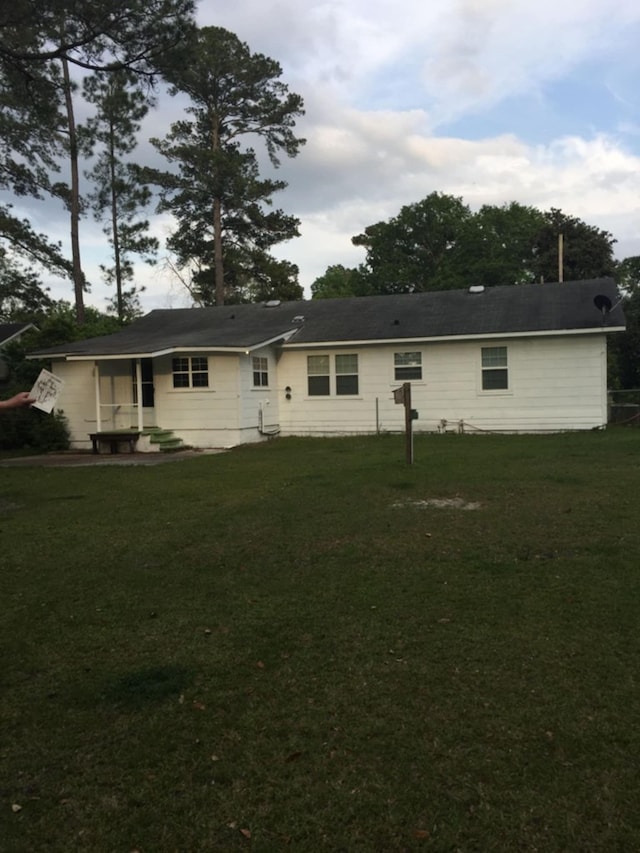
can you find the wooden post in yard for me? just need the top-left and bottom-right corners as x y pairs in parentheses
(404, 382), (413, 464)
(394, 382), (414, 465)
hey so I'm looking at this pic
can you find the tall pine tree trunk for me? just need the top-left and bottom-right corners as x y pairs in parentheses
(213, 195), (224, 305)
(108, 119), (124, 321)
(61, 56), (86, 325)
(211, 118), (225, 306)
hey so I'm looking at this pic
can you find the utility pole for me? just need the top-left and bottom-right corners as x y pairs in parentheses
(558, 233), (564, 282)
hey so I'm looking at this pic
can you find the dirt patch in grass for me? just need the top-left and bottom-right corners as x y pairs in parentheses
(391, 496), (482, 510)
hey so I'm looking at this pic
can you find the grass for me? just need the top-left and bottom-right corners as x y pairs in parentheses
(1, 430), (640, 852)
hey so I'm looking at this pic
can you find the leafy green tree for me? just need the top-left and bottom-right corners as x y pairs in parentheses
(224, 254), (302, 304)
(608, 256), (640, 389)
(352, 192), (473, 294)
(0, 251), (53, 321)
(311, 264), (370, 299)
(147, 26), (305, 305)
(532, 208), (617, 283)
(349, 194), (619, 296)
(452, 202), (546, 288)
(608, 289), (640, 390)
(615, 255), (640, 294)
(11, 302), (123, 360)
(81, 70), (157, 322)
(0, 300), (124, 452)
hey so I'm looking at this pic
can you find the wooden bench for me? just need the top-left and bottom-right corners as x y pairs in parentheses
(89, 431), (141, 454)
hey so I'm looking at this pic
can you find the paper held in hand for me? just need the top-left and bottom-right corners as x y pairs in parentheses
(30, 368), (64, 414)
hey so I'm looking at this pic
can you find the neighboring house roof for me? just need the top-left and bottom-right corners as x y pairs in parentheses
(0, 322), (37, 347)
(30, 279), (625, 360)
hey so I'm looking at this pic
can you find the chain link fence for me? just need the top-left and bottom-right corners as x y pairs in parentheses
(608, 389), (640, 426)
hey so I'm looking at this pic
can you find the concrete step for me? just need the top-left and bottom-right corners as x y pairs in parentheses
(143, 427), (186, 452)
(158, 439), (186, 452)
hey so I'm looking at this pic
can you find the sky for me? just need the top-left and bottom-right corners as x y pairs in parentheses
(16, 0), (640, 311)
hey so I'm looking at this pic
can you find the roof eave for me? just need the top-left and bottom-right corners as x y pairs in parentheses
(282, 326), (626, 348)
(39, 332), (295, 361)
(1, 324), (37, 346)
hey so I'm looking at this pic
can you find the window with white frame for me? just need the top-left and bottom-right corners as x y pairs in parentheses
(307, 354), (360, 395)
(172, 356), (209, 388)
(335, 354), (359, 395)
(394, 351), (422, 381)
(252, 356), (269, 387)
(481, 346), (508, 390)
(307, 355), (330, 395)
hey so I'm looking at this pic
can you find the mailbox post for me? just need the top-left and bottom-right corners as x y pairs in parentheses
(393, 382), (416, 464)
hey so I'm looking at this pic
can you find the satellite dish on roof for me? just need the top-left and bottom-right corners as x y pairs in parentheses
(594, 294), (612, 315)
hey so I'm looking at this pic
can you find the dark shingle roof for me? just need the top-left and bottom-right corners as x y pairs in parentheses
(0, 322), (35, 346)
(31, 279), (624, 358)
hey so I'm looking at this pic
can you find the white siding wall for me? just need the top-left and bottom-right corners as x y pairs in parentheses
(52, 333), (610, 450)
(237, 347), (280, 437)
(152, 348), (280, 446)
(51, 359), (97, 449)
(150, 352), (240, 447)
(277, 334), (609, 435)
(54, 350), (283, 450)
(55, 359), (137, 448)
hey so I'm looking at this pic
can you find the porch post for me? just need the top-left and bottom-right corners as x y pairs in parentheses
(94, 361), (102, 432)
(135, 358), (144, 432)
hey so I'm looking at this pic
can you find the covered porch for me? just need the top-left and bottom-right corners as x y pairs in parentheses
(88, 356), (156, 433)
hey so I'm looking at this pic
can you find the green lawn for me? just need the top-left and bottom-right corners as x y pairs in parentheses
(1, 431), (640, 852)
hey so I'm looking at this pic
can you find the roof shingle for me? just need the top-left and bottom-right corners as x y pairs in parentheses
(31, 278), (624, 358)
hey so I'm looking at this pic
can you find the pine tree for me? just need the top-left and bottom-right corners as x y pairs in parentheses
(82, 70), (158, 321)
(147, 26), (305, 305)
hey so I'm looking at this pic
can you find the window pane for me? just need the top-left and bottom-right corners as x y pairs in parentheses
(192, 357), (207, 372)
(173, 373), (189, 388)
(394, 352), (422, 380)
(308, 375), (330, 395)
(192, 372), (209, 387)
(394, 352), (421, 367)
(252, 356), (268, 387)
(482, 368), (508, 390)
(308, 355), (329, 375)
(140, 358), (153, 382)
(172, 357), (189, 372)
(335, 354), (358, 374)
(336, 375), (358, 395)
(482, 347), (507, 368)
(395, 365), (422, 380)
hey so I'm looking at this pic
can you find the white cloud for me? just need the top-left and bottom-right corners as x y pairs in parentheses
(270, 116), (640, 290)
(49, 120), (640, 306)
(197, 0), (640, 118)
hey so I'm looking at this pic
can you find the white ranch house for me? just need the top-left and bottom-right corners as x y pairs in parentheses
(31, 278), (625, 451)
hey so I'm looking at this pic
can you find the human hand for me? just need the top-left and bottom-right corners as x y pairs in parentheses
(0, 391), (36, 410)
